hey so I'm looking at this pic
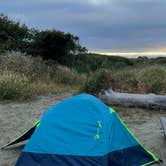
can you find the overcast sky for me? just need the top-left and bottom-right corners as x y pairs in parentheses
(1, 0), (166, 53)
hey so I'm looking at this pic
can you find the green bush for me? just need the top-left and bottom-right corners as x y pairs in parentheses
(80, 69), (113, 95)
(70, 53), (134, 73)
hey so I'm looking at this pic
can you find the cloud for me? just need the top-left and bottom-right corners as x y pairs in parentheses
(85, 0), (110, 5)
(0, 0), (166, 52)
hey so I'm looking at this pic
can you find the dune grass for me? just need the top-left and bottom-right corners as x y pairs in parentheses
(80, 65), (166, 95)
(0, 52), (85, 100)
(0, 52), (165, 99)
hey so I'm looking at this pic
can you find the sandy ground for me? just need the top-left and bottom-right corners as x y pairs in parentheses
(0, 92), (166, 166)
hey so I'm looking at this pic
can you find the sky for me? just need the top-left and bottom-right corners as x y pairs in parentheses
(1, 0), (166, 55)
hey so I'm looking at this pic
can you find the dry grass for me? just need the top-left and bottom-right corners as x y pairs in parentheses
(0, 70), (31, 99)
(1, 52), (165, 99)
(0, 52), (85, 100)
(80, 65), (166, 95)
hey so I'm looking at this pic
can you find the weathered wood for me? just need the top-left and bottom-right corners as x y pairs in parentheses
(160, 117), (166, 138)
(99, 89), (166, 109)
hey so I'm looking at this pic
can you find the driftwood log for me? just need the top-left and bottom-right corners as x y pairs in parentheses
(99, 89), (166, 110)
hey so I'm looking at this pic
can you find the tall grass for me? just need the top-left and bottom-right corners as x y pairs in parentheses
(137, 66), (166, 94)
(0, 52), (85, 100)
(0, 70), (31, 99)
(0, 52), (165, 99)
(80, 65), (166, 95)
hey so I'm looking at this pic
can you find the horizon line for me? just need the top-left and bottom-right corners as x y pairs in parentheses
(91, 51), (166, 58)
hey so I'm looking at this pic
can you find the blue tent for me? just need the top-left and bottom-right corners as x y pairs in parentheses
(6, 94), (158, 165)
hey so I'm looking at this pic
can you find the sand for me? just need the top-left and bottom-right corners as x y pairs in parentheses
(0, 93), (166, 166)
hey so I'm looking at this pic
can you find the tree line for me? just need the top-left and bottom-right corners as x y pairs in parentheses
(0, 14), (87, 65)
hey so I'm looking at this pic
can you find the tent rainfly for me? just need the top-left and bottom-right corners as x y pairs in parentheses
(3, 94), (158, 166)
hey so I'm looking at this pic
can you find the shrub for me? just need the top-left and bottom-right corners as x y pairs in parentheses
(52, 66), (86, 86)
(80, 65), (166, 95)
(70, 53), (134, 73)
(138, 66), (166, 94)
(111, 70), (139, 92)
(80, 69), (114, 95)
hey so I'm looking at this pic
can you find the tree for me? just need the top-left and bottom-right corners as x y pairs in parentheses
(0, 14), (30, 52)
(0, 13), (87, 66)
(28, 30), (86, 65)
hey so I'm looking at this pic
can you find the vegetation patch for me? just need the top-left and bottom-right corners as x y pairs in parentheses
(0, 52), (85, 100)
(0, 70), (31, 99)
(80, 65), (166, 95)
(80, 69), (114, 95)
